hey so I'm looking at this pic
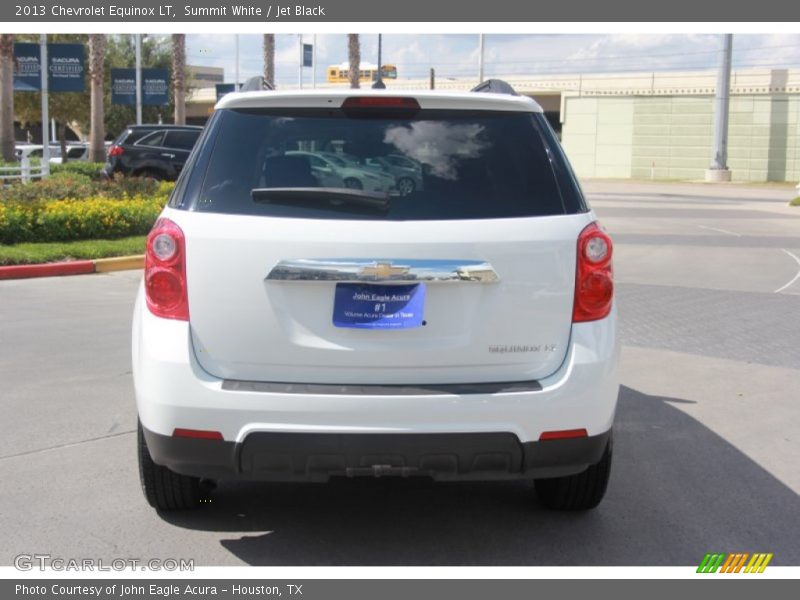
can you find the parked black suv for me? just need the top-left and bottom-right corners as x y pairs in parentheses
(103, 125), (203, 181)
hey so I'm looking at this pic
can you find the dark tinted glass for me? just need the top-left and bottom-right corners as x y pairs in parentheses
(136, 131), (166, 147)
(165, 130), (200, 150)
(119, 128), (155, 145)
(189, 108), (575, 220)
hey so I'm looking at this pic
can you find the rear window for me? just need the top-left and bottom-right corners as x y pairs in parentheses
(165, 130), (200, 150)
(181, 108), (584, 220)
(118, 128), (156, 146)
(135, 131), (166, 147)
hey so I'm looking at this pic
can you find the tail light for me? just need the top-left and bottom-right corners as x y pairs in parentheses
(107, 144), (124, 158)
(145, 218), (189, 321)
(573, 222), (614, 322)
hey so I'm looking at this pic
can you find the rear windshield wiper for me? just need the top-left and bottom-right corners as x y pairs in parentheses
(251, 187), (390, 211)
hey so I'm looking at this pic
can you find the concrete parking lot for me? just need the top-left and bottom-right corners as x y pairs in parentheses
(1, 181), (799, 566)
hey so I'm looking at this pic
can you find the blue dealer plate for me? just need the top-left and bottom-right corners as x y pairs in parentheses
(333, 283), (426, 329)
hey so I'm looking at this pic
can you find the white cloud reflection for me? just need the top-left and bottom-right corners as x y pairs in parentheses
(383, 122), (488, 180)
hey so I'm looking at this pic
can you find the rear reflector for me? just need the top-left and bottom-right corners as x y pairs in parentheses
(341, 96), (420, 109)
(172, 428), (224, 441)
(539, 428), (588, 441)
(107, 144), (124, 157)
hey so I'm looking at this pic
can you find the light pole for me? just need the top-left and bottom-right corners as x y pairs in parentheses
(372, 34), (385, 89)
(235, 34), (240, 89)
(706, 34), (733, 182)
(135, 34), (142, 125)
(39, 34), (49, 177)
(478, 34), (485, 83)
(298, 34), (303, 89)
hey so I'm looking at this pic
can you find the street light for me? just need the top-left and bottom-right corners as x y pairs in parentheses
(372, 34), (386, 89)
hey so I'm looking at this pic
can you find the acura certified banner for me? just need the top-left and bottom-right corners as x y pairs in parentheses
(111, 68), (170, 105)
(12, 42), (85, 92)
(4, 0), (799, 22)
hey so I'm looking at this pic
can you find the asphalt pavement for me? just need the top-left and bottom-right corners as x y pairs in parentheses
(1, 180), (799, 566)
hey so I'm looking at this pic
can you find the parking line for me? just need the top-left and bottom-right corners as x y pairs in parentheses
(697, 225), (742, 237)
(774, 249), (800, 294)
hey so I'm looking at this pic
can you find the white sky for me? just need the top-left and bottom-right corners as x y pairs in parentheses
(181, 33), (800, 85)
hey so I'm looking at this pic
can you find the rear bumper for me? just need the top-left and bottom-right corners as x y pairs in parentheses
(133, 284), (619, 480)
(142, 426), (611, 481)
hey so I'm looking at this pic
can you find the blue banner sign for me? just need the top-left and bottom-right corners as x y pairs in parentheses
(12, 43), (41, 91)
(110, 68), (136, 105)
(142, 68), (169, 105)
(111, 68), (170, 105)
(333, 283), (426, 329)
(13, 42), (85, 92)
(303, 43), (313, 67)
(48, 43), (85, 92)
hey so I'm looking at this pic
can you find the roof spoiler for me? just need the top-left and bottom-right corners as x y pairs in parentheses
(240, 76), (275, 92)
(470, 79), (518, 96)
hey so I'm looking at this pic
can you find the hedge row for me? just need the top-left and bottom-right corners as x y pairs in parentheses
(0, 171), (168, 204)
(50, 162), (106, 180)
(0, 196), (164, 244)
(0, 194), (169, 244)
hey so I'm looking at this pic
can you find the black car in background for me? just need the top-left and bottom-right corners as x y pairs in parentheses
(103, 125), (203, 181)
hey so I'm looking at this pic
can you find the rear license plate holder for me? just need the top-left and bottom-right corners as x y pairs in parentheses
(333, 283), (426, 329)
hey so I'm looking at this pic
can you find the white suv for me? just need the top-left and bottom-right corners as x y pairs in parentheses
(133, 82), (619, 512)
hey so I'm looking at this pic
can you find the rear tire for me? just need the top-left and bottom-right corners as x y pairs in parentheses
(344, 177), (363, 190)
(534, 437), (612, 510)
(138, 421), (202, 510)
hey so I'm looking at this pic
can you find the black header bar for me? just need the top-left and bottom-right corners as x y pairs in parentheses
(2, 0), (800, 23)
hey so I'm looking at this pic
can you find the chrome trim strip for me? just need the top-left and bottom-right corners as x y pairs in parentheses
(222, 379), (541, 395)
(266, 258), (500, 283)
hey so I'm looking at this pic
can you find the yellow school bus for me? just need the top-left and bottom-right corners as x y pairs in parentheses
(327, 63), (398, 84)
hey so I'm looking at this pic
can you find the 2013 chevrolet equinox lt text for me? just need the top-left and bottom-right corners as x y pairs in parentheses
(133, 81), (619, 512)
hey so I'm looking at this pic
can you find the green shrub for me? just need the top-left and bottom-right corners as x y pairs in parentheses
(791, 197), (800, 207)
(0, 195), (166, 244)
(0, 173), (171, 203)
(50, 161), (105, 180)
(0, 171), (96, 203)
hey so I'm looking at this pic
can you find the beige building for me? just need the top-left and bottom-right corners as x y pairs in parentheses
(558, 69), (800, 182)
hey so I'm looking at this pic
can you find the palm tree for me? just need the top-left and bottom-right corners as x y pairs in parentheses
(172, 34), (186, 125)
(0, 34), (15, 162)
(347, 34), (360, 89)
(87, 34), (106, 163)
(263, 34), (275, 88)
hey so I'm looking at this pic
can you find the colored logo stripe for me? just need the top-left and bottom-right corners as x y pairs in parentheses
(698, 553), (773, 573)
(745, 553), (773, 573)
(697, 553), (726, 573)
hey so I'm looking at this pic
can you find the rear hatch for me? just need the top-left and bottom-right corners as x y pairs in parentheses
(174, 95), (591, 385)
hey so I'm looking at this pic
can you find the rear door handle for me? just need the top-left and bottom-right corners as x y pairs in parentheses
(266, 258), (500, 283)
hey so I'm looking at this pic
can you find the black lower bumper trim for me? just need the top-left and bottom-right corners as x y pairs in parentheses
(222, 379), (542, 395)
(142, 428), (611, 482)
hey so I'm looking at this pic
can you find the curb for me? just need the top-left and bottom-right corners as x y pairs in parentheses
(0, 255), (144, 281)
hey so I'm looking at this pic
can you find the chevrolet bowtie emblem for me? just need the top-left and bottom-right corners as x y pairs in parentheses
(359, 262), (410, 278)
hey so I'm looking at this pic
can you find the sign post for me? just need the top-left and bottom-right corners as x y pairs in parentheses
(135, 34), (142, 124)
(39, 35), (49, 177)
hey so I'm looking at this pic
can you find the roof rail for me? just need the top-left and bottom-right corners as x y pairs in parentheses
(240, 76), (275, 92)
(470, 79), (518, 96)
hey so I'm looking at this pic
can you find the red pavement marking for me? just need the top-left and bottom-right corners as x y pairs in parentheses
(0, 260), (96, 280)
